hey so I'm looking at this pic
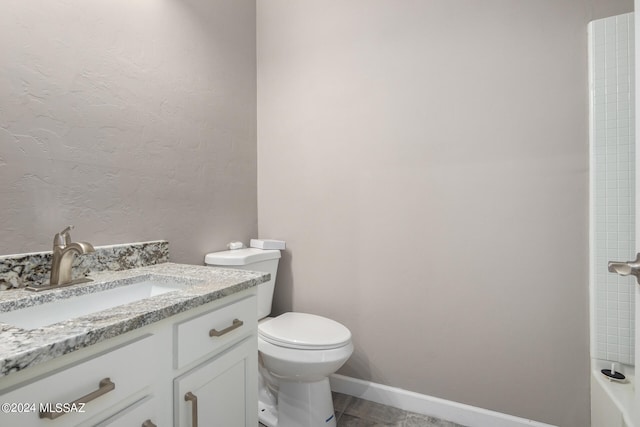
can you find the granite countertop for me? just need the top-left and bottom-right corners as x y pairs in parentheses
(0, 263), (268, 378)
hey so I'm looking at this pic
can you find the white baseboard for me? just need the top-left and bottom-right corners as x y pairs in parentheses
(329, 374), (556, 427)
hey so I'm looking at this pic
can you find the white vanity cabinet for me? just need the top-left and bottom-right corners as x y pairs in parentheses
(0, 289), (258, 427)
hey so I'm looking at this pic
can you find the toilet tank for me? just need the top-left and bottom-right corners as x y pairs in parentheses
(204, 248), (281, 319)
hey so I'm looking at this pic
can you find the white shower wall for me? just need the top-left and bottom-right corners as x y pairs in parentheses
(590, 13), (636, 365)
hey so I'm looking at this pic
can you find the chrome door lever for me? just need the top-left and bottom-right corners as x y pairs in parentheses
(608, 253), (640, 284)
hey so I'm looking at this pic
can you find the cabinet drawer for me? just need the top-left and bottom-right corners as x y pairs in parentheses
(175, 296), (256, 369)
(95, 395), (159, 427)
(0, 334), (159, 427)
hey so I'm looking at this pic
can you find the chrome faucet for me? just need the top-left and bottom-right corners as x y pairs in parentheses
(49, 226), (95, 287)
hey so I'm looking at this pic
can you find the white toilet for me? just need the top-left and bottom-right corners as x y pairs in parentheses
(204, 247), (353, 427)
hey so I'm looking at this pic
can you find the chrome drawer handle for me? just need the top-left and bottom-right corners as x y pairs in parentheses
(39, 377), (115, 420)
(142, 420), (157, 427)
(185, 391), (198, 427)
(209, 318), (243, 337)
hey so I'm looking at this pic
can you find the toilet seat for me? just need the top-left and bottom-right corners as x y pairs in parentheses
(259, 312), (351, 350)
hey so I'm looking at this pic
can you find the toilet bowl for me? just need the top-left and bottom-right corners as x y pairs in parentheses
(204, 247), (353, 427)
(257, 313), (353, 427)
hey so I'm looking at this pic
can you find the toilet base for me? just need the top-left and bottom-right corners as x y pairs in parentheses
(258, 377), (337, 427)
(258, 399), (278, 427)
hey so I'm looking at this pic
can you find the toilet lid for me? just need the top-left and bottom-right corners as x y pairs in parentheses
(258, 312), (352, 350)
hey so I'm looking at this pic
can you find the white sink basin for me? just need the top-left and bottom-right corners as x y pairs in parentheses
(0, 277), (187, 330)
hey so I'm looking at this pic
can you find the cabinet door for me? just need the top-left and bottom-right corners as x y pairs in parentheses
(175, 337), (257, 427)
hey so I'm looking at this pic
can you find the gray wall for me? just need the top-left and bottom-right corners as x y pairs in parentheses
(257, 1), (632, 426)
(0, 0), (257, 263)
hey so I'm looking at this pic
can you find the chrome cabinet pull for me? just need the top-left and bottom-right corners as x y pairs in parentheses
(608, 253), (640, 284)
(39, 377), (115, 419)
(184, 391), (198, 427)
(209, 318), (243, 337)
(142, 420), (157, 427)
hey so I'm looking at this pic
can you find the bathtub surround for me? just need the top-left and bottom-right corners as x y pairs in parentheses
(589, 13), (639, 427)
(589, 13), (636, 367)
(0, 0), (257, 264)
(0, 241), (168, 289)
(257, 1), (633, 426)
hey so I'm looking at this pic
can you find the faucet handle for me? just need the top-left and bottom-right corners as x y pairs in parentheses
(53, 225), (74, 246)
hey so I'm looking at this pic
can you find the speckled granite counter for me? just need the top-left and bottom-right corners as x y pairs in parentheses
(0, 263), (268, 377)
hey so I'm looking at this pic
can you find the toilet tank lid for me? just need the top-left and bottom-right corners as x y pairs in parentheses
(204, 248), (281, 266)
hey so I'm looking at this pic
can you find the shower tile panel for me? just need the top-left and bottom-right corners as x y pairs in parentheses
(590, 13), (636, 365)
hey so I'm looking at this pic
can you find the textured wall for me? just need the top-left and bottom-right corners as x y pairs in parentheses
(0, 0), (257, 263)
(257, 1), (632, 426)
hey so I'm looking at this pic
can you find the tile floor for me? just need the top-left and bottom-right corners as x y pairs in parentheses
(259, 392), (467, 426)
